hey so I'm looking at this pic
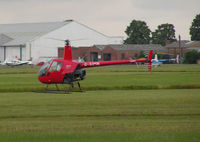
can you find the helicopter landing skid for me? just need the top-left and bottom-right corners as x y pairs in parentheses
(33, 82), (84, 94)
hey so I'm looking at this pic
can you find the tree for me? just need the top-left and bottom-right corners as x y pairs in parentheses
(139, 51), (145, 58)
(151, 23), (176, 46)
(190, 13), (200, 41)
(124, 20), (151, 44)
(184, 50), (200, 64)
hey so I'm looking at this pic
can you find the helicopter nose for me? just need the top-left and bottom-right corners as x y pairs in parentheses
(38, 76), (52, 84)
(38, 76), (46, 84)
(38, 76), (43, 83)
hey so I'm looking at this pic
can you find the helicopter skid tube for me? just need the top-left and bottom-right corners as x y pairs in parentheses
(33, 82), (84, 94)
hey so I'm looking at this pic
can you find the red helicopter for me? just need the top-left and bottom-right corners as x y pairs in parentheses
(38, 40), (152, 92)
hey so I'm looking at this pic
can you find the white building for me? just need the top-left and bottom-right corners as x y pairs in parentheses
(0, 20), (123, 63)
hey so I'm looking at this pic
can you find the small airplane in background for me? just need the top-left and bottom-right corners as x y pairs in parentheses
(0, 59), (33, 67)
(0, 60), (6, 66)
(38, 40), (153, 93)
(152, 54), (178, 66)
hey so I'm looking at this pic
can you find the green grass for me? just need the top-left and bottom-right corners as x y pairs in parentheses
(0, 89), (200, 141)
(1, 132), (200, 142)
(86, 64), (200, 72)
(83, 72), (200, 87)
(0, 64), (200, 141)
(0, 64), (200, 74)
(0, 64), (200, 92)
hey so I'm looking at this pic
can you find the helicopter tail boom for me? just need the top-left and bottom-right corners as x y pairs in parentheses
(80, 59), (146, 68)
(80, 50), (153, 71)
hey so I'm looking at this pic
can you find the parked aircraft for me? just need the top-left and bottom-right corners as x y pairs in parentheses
(38, 40), (153, 93)
(0, 59), (32, 67)
(152, 54), (177, 66)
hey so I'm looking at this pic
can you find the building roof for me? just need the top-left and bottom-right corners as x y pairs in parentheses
(185, 41), (200, 47)
(95, 44), (166, 52)
(0, 34), (13, 45)
(165, 40), (190, 48)
(0, 20), (73, 46)
(95, 45), (107, 50)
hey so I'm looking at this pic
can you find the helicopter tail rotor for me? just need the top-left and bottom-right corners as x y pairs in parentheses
(148, 50), (153, 72)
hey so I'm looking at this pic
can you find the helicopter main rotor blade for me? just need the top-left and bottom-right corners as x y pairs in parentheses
(46, 37), (89, 42)
(46, 37), (65, 41)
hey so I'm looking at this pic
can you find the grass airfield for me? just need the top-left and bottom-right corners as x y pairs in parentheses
(0, 64), (200, 142)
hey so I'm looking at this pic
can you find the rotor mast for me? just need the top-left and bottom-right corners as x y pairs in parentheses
(64, 40), (72, 61)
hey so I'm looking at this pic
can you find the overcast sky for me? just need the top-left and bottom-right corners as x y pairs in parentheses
(0, 0), (199, 40)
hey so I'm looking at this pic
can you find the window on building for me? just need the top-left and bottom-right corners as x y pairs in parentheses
(90, 52), (98, 61)
(103, 53), (111, 61)
(121, 53), (125, 60)
(58, 48), (64, 58)
(134, 53), (138, 58)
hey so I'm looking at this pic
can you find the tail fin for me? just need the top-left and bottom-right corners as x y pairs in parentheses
(176, 55), (179, 64)
(148, 50), (153, 72)
(155, 54), (158, 60)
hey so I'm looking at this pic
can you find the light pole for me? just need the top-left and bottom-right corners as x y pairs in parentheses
(178, 35), (181, 64)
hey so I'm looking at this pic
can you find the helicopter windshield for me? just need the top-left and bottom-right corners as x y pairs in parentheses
(38, 59), (53, 77)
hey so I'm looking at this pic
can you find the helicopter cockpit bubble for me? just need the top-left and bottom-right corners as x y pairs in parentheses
(48, 61), (63, 72)
(38, 59), (53, 77)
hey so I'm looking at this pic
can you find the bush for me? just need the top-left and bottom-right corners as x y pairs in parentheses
(139, 51), (145, 58)
(184, 50), (200, 64)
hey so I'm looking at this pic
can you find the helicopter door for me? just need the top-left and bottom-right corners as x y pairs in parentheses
(47, 61), (63, 83)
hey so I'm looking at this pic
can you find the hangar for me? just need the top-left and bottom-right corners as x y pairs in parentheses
(0, 20), (123, 63)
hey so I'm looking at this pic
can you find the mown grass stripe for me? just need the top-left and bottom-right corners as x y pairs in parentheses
(1, 113), (200, 120)
(0, 84), (200, 93)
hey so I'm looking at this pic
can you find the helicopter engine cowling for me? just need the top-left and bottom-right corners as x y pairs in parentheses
(63, 65), (86, 84)
(74, 68), (86, 80)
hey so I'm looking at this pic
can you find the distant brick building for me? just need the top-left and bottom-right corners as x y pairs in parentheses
(165, 41), (200, 58)
(187, 41), (200, 52)
(58, 44), (166, 62)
